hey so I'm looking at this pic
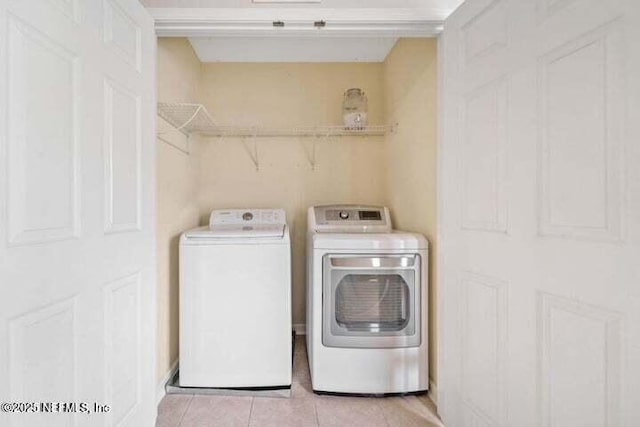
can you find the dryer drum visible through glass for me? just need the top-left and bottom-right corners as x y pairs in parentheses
(322, 254), (421, 348)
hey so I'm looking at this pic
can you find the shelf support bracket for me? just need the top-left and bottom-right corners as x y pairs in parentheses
(157, 134), (190, 155)
(309, 136), (318, 171)
(175, 104), (203, 133)
(303, 129), (332, 170)
(242, 129), (260, 171)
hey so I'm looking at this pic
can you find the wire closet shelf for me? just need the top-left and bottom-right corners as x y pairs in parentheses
(157, 102), (394, 169)
(157, 102), (393, 138)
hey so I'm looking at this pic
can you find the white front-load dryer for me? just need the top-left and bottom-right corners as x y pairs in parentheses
(306, 205), (428, 394)
(179, 209), (291, 389)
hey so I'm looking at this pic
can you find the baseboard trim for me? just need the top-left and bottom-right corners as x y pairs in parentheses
(428, 380), (438, 407)
(156, 359), (179, 405)
(293, 323), (306, 335)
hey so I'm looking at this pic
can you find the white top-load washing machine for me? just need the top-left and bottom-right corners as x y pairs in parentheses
(179, 209), (291, 389)
(306, 205), (428, 394)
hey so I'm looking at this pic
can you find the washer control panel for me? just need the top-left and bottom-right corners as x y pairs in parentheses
(309, 205), (391, 233)
(210, 209), (286, 226)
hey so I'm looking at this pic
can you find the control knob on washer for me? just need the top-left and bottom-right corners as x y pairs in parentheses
(339, 211), (349, 220)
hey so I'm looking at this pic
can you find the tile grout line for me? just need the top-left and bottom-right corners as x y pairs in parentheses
(175, 394), (194, 427)
(247, 397), (255, 427)
(312, 396), (321, 427)
(301, 340), (321, 427)
(377, 399), (392, 427)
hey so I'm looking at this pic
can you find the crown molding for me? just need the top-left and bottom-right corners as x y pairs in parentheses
(148, 7), (445, 37)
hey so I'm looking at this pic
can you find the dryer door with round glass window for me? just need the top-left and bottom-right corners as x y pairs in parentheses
(322, 254), (421, 348)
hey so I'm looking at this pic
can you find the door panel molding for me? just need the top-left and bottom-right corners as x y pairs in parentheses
(104, 272), (141, 427)
(537, 0), (580, 20)
(103, 78), (142, 234)
(9, 297), (78, 427)
(460, 271), (508, 427)
(46, 0), (80, 23)
(537, 291), (622, 427)
(103, 0), (142, 73)
(537, 20), (625, 242)
(460, 0), (509, 67)
(460, 76), (509, 234)
(6, 15), (80, 246)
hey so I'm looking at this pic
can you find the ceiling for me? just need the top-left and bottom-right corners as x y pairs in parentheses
(189, 37), (399, 63)
(143, 0), (465, 63)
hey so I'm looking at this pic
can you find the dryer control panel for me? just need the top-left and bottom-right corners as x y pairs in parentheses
(309, 205), (391, 233)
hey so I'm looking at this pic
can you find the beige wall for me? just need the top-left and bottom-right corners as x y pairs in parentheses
(196, 63), (387, 324)
(383, 38), (438, 382)
(156, 38), (201, 380)
(156, 39), (439, 386)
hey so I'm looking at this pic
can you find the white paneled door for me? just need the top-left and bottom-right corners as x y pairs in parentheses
(0, 1), (156, 426)
(439, 0), (640, 426)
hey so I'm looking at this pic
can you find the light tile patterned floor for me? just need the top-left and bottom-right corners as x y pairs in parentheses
(156, 337), (443, 427)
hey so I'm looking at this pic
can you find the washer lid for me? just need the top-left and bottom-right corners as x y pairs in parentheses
(188, 224), (285, 239)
